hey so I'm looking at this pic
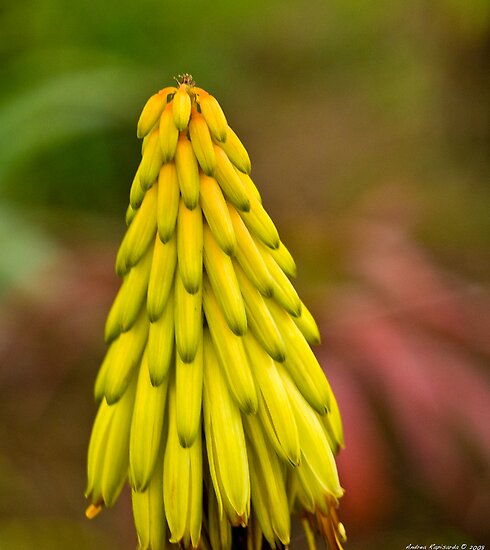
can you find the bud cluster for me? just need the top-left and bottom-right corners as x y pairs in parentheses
(85, 76), (346, 549)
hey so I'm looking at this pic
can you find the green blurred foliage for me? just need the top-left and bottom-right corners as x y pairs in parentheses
(0, 0), (488, 548)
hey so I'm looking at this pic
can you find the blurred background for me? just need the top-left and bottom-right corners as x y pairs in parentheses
(0, 0), (489, 548)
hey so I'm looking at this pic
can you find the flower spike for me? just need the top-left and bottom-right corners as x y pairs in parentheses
(85, 75), (345, 549)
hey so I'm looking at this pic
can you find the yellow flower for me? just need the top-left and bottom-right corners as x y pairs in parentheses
(85, 74), (346, 549)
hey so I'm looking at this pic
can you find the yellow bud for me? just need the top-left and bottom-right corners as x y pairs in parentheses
(137, 91), (164, 139)
(175, 134), (200, 210)
(199, 94), (228, 142)
(214, 147), (250, 212)
(172, 86), (192, 131)
(136, 86), (176, 139)
(139, 127), (163, 191)
(218, 126), (251, 174)
(188, 109), (216, 176)
(159, 103), (179, 163)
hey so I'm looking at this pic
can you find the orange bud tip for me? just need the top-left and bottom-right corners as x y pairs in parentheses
(85, 502), (104, 519)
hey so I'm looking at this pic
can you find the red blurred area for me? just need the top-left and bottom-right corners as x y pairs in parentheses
(317, 217), (490, 541)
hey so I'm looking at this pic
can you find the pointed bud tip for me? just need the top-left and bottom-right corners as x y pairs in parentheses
(272, 349), (286, 363)
(242, 399), (258, 415)
(178, 433), (196, 449)
(85, 502), (103, 520)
